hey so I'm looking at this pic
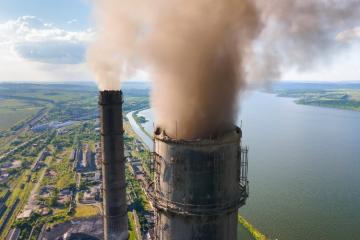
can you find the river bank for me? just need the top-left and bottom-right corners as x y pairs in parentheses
(135, 91), (360, 240)
(126, 110), (267, 240)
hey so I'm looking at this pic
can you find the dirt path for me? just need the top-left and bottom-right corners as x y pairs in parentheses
(24, 153), (53, 211)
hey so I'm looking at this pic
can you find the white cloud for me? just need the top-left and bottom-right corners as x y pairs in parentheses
(0, 16), (94, 82)
(282, 43), (360, 81)
(15, 40), (86, 64)
(67, 19), (78, 25)
(336, 27), (360, 43)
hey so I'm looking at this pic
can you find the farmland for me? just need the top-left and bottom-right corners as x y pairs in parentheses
(0, 99), (42, 131)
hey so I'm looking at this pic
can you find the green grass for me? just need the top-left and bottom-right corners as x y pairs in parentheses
(0, 99), (42, 130)
(131, 150), (153, 180)
(47, 208), (72, 226)
(126, 166), (152, 212)
(128, 212), (138, 240)
(74, 205), (100, 218)
(0, 88), (94, 104)
(123, 96), (150, 113)
(238, 214), (268, 240)
(42, 148), (76, 190)
(132, 111), (152, 139)
(0, 170), (36, 239)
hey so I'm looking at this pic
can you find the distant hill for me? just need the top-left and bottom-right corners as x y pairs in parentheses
(0, 81), (151, 92)
(272, 82), (360, 91)
(272, 82), (360, 112)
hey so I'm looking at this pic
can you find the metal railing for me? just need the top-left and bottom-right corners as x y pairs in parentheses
(150, 185), (248, 216)
(240, 146), (249, 197)
(149, 145), (249, 217)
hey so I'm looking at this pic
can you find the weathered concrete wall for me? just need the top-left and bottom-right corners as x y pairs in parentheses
(99, 91), (128, 240)
(154, 128), (246, 240)
(156, 211), (238, 240)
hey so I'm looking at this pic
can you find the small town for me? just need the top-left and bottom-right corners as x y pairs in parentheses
(1, 116), (156, 239)
(0, 84), (155, 240)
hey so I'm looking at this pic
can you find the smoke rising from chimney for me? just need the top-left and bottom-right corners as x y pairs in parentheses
(87, 0), (144, 90)
(88, 0), (360, 139)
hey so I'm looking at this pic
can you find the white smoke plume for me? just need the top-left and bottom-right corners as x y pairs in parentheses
(87, 0), (145, 90)
(87, 0), (360, 139)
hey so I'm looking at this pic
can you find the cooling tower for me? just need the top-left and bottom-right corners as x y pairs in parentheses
(153, 127), (248, 240)
(99, 91), (128, 240)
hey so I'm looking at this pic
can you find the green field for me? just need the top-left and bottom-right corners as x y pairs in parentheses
(74, 205), (100, 218)
(0, 99), (42, 130)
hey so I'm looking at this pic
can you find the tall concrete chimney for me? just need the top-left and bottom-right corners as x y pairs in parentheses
(153, 127), (248, 240)
(99, 91), (128, 240)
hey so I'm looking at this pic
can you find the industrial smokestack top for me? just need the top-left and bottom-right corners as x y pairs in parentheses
(99, 90), (128, 240)
(154, 126), (242, 144)
(153, 127), (248, 240)
(99, 90), (123, 127)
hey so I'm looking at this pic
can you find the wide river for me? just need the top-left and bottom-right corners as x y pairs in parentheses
(134, 91), (360, 240)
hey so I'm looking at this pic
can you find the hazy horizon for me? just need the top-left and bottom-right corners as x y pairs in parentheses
(1, 79), (360, 85)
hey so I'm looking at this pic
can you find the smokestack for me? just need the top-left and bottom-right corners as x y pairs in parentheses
(153, 127), (248, 239)
(99, 91), (128, 240)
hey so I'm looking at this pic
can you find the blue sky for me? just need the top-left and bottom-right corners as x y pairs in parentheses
(0, 0), (92, 28)
(0, 0), (359, 83)
(0, 0), (94, 82)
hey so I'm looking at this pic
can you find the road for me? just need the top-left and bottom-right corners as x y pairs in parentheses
(0, 108), (47, 150)
(0, 134), (44, 161)
(23, 150), (51, 212)
(126, 111), (153, 149)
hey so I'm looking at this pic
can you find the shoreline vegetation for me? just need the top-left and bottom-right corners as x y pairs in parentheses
(130, 110), (268, 240)
(132, 110), (152, 140)
(238, 214), (268, 240)
(274, 88), (360, 112)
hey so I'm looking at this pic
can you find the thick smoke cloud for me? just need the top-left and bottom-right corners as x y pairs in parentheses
(88, 0), (360, 139)
(248, 0), (360, 83)
(144, 0), (261, 139)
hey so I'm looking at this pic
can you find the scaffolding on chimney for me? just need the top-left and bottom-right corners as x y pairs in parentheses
(240, 146), (249, 198)
(151, 151), (249, 217)
(149, 138), (249, 240)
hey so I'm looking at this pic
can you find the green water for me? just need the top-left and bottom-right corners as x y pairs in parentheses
(138, 91), (360, 240)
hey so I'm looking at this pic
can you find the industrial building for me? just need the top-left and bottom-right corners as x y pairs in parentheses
(152, 127), (248, 240)
(99, 91), (128, 240)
